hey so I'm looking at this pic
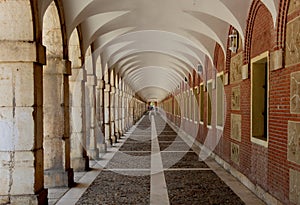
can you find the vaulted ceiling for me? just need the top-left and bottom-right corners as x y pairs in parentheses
(39, 0), (279, 102)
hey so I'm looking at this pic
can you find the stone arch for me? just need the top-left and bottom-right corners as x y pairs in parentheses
(68, 28), (89, 171)
(42, 1), (73, 188)
(276, 0), (290, 50)
(84, 46), (100, 159)
(213, 44), (226, 73)
(244, 0), (276, 63)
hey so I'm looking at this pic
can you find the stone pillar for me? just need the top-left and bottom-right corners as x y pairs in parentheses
(110, 86), (117, 144)
(120, 91), (125, 133)
(114, 88), (120, 139)
(0, 41), (47, 204)
(96, 79), (106, 153)
(104, 83), (112, 147)
(43, 58), (73, 188)
(86, 74), (99, 160)
(69, 68), (89, 172)
(127, 93), (132, 129)
(124, 93), (129, 130)
(118, 90), (124, 135)
(122, 93), (126, 132)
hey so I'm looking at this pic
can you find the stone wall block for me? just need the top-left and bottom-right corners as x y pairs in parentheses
(290, 169), (300, 204)
(231, 86), (241, 110)
(291, 71), (300, 114)
(286, 17), (300, 66)
(270, 49), (283, 71)
(0, 1), (33, 41)
(231, 142), (240, 164)
(288, 121), (300, 164)
(0, 64), (36, 107)
(11, 167), (35, 194)
(231, 114), (242, 142)
(0, 167), (10, 194)
(230, 53), (243, 84)
(14, 107), (35, 151)
(70, 107), (84, 132)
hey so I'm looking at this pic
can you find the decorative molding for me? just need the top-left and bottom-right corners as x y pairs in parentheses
(270, 49), (283, 71)
(241, 64), (249, 79)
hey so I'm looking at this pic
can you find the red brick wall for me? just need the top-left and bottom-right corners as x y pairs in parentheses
(160, 0), (300, 204)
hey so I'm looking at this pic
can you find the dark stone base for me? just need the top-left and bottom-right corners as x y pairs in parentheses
(44, 168), (74, 188)
(0, 188), (49, 205)
(72, 156), (89, 172)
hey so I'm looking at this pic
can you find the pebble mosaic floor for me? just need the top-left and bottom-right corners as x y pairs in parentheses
(75, 114), (248, 205)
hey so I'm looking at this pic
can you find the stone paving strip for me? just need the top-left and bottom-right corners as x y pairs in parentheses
(150, 115), (170, 205)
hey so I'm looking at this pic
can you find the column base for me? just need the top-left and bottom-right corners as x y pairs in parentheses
(98, 143), (107, 153)
(106, 138), (112, 147)
(71, 156), (89, 172)
(111, 135), (118, 144)
(44, 169), (74, 188)
(88, 148), (99, 160)
(0, 188), (48, 205)
(122, 128), (127, 134)
(115, 131), (120, 139)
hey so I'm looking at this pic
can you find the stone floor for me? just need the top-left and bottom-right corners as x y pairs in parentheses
(50, 114), (266, 205)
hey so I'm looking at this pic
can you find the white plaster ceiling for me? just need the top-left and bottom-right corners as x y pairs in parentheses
(39, 0), (279, 102)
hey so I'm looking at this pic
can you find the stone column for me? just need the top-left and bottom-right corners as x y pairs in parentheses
(122, 93), (126, 132)
(129, 97), (134, 127)
(69, 68), (89, 171)
(0, 41), (47, 204)
(114, 88), (120, 139)
(119, 90), (124, 136)
(104, 82), (112, 147)
(86, 74), (99, 160)
(110, 86), (117, 144)
(124, 93), (129, 130)
(43, 58), (73, 188)
(96, 79), (106, 153)
(127, 93), (132, 128)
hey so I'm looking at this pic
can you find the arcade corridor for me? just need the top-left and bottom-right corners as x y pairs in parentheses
(0, 0), (300, 204)
(51, 114), (263, 205)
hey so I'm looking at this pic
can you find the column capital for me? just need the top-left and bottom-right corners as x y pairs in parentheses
(115, 88), (119, 95)
(110, 86), (116, 94)
(104, 83), (111, 92)
(97, 79), (105, 89)
(63, 59), (72, 75)
(0, 41), (46, 65)
(86, 75), (97, 86)
(69, 68), (87, 82)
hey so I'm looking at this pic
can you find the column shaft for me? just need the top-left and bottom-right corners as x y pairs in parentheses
(0, 41), (47, 204)
(69, 68), (89, 171)
(43, 58), (73, 188)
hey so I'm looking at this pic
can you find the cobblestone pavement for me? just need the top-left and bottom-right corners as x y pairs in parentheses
(74, 114), (259, 205)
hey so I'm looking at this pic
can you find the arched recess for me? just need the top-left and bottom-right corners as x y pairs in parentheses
(243, 0), (276, 197)
(244, 0), (276, 63)
(0, 0), (47, 204)
(213, 44), (226, 72)
(68, 27), (89, 171)
(94, 55), (107, 153)
(84, 46), (100, 159)
(109, 69), (118, 143)
(42, 1), (73, 188)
